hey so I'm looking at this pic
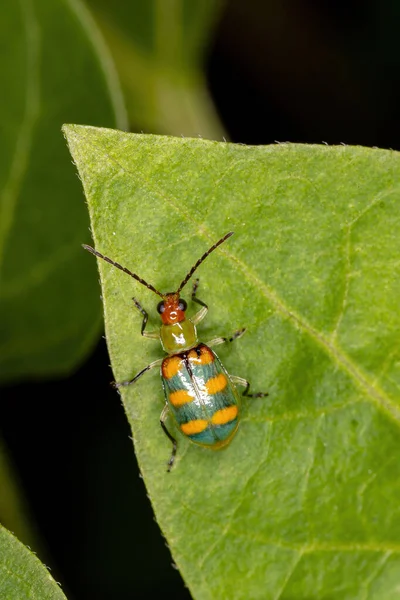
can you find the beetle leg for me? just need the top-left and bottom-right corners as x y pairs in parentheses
(191, 278), (208, 325)
(112, 357), (163, 388)
(206, 327), (246, 347)
(160, 404), (177, 472)
(132, 297), (159, 339)
(229, 375), (269, 398)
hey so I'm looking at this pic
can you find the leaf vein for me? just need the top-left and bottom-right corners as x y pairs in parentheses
(273, 550), (304, 600)
(227, 251), (400, 426)
(242, 396), (361, 424)
(0, 0), (41, 280)
(361, 550), (392, 600)
(300, 415), (324, 524)
(330, 188), (398, 341)
(233, 528), (400, 553)
(197, 422), (274, 571)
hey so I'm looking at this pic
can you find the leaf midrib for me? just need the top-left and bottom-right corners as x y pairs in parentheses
(230, 249), (400, 425)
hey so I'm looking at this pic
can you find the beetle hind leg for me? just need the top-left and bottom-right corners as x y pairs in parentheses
(230, 375), (268, 398)
(160, 405), (177, 472)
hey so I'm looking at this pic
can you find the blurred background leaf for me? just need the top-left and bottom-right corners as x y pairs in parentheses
(0, 438), (41, 552)
(0, 0), (126, 382)
(0, 0), (127, 593)
(85, 0), (225, 137)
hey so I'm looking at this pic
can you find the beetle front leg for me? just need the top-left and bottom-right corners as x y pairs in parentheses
(229, 375), (268, 399)
(160, 404), (177, 472)
(112, 357), (163, 388)
(132, 297), (159, 340)
(191, 278), (208, 325)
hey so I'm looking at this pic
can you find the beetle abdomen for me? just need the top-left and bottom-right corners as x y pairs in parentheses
(161, 344), (240, 448)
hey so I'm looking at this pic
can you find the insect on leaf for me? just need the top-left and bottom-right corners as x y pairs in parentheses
(64, 124), (400, 600)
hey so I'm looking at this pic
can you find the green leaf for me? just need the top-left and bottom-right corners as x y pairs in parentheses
(64, 124), (400, 600)
(85, 0), (225, 138)
(0, 0), (127, 382)
(0, 438), (41, 553)
(0, 525), (67, 599)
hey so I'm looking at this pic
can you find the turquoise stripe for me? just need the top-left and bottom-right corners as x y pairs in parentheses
(190, 359), (218, 383)
(170, 398), (203, 426)
(188, 418), (239, 446)
(213, 418), (239, 441)
(187, 427), (216, 445)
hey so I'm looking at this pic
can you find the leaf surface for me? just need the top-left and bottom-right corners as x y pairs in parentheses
(0, 525), (67, 599)
(64, 124), (400, 600)
(0, 0), (126, 381)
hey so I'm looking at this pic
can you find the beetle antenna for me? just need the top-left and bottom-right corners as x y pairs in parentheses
(176, 232), (234, 293)
(83, 244), (165, 299)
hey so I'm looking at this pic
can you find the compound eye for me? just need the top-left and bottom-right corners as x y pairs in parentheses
(157, 301), (165, 314)
(178, 299), (187, 312)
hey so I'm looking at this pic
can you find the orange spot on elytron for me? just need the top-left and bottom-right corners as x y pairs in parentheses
(205, 373), (228, 395)
(169, 389), (195, 407)
(188, 346), (214, 365)
(162, 356), (183, 379)
(181, 419), (208, 435)
(211, 405), (238, 425)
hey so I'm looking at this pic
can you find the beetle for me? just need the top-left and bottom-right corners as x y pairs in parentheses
(83, 232), (267, 470)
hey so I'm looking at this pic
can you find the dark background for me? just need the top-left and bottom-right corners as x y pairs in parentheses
(1, 1), (399, 598)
